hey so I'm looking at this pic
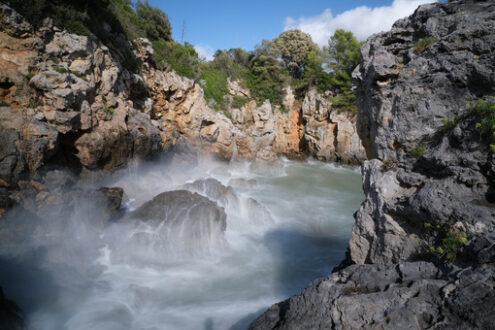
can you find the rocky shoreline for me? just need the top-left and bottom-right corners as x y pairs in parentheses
(0, 3), (365, 327)
(0, 2), (364, 217)
(250, 1), (495, 328)
(0, 0), (494, 328)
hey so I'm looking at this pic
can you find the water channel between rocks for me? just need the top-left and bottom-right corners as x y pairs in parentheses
(0, 157), (364, 330)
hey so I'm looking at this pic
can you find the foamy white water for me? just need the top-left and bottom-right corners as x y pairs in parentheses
(0, 158), (363, 330)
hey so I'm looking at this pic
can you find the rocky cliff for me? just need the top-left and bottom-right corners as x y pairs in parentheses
(0, 3), (364, 216)
(250, 0), (495, 328)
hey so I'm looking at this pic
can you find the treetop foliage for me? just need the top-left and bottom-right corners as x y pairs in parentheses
(271, 29), (317, 79)
(135, 0), (172, 42)
(325, 29), (363, 76)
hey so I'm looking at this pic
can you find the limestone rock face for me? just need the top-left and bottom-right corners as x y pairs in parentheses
(251, 1), (495, 328)
(302, 89), (365, 164)
(0, 4), (164, 181)
(144, 69), (237, 160)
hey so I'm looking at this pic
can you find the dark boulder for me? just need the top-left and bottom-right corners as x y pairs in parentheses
(0, 286), (24, 330)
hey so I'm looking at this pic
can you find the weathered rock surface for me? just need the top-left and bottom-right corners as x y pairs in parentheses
(0, 3), (164, 185)
(301, 89), (365, 164)
(351, 0), (495, 266)
(250, 261), (495, 330)
(251, 1), (495, 328)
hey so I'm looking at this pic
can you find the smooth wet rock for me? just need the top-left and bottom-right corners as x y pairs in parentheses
(185, 178), (274, 226)
(129, 190), (226, 232)
(120, 190), (227, 256)
(184, 178), (238, 209)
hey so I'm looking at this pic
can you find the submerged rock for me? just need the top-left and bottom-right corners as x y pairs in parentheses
(123, 190), (227, 256)
(185, 178), (274, 225)
(184, 178), (239, 209)
(129, 190), (226, 227)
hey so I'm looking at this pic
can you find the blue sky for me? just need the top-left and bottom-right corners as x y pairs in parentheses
(148, 0), (435, 60)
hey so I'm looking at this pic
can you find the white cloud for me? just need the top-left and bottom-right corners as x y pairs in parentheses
(194, 44), (215, 61)
(284, 0), (435, 46)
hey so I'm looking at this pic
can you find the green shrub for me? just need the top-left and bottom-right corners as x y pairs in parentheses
(0, 100), (11, 107)
(246, 54), (289, 106)
(71, 70), (87, 81)
(381, 158), (398, 171)
(414, 37), (436, 54)
(410, 143), (426, 157)
(53, 65), (68, 74)
(468, 98), (495, 152)
(135, 0), (171, 42)
(50, 56), (60, 65)
(152, 40), (200, 78)
(321, 29), (362, 112)
(329, 91), (358, 113)
(424, 222), (441, 230)
(231, 95), (250, 109)
(25, 73), (34, 80)
(200, 67), (228, 109)
(104, 106), (115, 114)
(440, 117), (459, 133)
(431, 230), (468, 261)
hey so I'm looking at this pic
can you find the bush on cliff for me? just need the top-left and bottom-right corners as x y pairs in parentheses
(414, 37), (436, 54)
(468, 98), (495, 152)
(153, 40), (200, 79)
(246, 54), (289, 106)
(199, 66), (229, 109)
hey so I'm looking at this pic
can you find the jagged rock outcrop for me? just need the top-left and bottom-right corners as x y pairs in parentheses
(0, 3), (365, 206)
(301, 89), (365, 164)
(251, 1), (495, 328)
(0, 3), (164, 188)
(141, 58), (238, 159)
(351, 0), (495, 266)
